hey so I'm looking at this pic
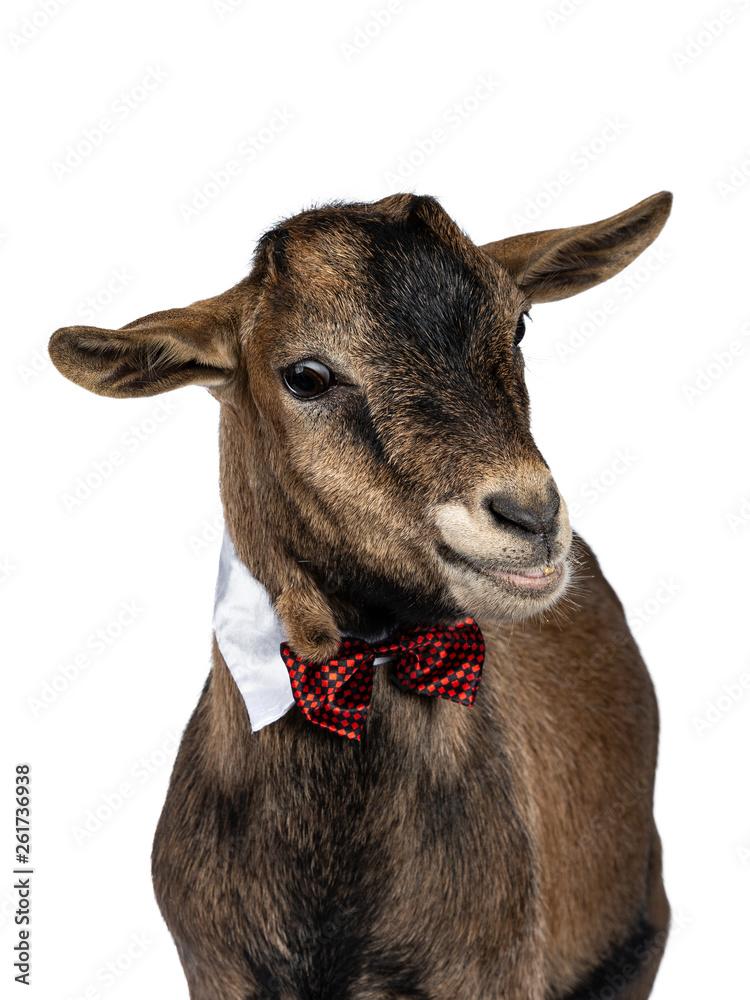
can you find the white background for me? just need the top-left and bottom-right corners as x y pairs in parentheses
(2, 0), (749, 997)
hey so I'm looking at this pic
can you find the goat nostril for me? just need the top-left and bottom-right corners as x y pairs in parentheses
(486, 490), (560, 538)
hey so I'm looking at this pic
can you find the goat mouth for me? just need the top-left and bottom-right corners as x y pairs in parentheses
(439, 546), (565, 593)
(478, 562), (564, 590)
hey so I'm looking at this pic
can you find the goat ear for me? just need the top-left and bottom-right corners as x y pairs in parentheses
(481, 191), (672, 304)
(49, 291), (243, 398)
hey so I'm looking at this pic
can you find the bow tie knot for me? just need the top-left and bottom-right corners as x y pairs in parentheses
(280, 618), (484, 740)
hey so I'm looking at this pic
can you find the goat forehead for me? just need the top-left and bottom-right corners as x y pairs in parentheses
(276, 217), (516, 361)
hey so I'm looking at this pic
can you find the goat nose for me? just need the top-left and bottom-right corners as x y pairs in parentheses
(485, 488), (560, 538)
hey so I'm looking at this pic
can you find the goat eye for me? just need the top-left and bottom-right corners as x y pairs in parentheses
(282, 360), (335, 399)
(514, 311), (529, 348)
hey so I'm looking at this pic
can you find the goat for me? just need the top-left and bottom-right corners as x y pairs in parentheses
(49, 191), (672, 1000)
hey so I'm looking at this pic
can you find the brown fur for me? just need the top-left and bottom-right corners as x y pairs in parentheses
(49, 191), (672, 998)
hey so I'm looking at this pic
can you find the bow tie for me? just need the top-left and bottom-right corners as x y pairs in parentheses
(280, 618), (484, 740)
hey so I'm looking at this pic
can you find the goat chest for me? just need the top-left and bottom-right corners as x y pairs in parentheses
(153, 554), (658, 1000)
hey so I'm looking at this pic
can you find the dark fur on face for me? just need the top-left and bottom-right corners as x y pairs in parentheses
(49, 190), (673, 999)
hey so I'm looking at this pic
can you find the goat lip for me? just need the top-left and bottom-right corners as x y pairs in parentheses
(444, 548), (565, 591)
(478, 563), (564, 590)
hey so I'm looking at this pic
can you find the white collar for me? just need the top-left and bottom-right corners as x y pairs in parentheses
(212, 529), (294, 732)
(212, 528), (397, 733)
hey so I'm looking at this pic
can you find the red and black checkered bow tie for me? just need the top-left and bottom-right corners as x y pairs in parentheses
(279, 618), (484, 741)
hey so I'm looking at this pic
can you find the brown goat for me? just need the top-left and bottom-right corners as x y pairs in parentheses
(49, 191), (672, 1000)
